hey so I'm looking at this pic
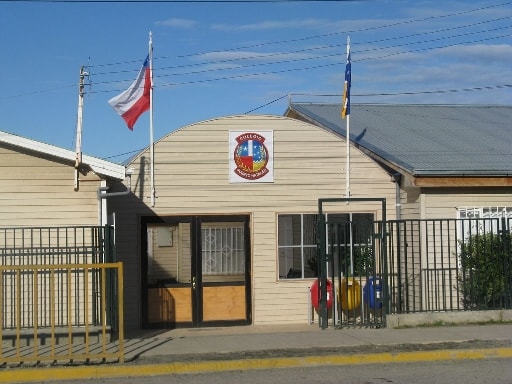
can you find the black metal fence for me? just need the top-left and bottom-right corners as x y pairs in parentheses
(316, 205), (512, 329)
(0, 226), (116, 329)
(387, 217), (512, 314)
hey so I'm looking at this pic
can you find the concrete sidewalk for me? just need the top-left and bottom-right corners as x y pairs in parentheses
(2, 323), (512, 383)
(123, 322), (512, 361)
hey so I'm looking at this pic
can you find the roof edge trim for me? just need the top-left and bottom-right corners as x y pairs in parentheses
(0, 131), (125, 179)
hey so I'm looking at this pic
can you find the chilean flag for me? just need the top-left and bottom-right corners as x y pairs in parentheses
(108, 55), (151, 130)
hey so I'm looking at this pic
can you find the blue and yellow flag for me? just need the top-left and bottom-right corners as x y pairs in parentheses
(341, 38), (351, 119)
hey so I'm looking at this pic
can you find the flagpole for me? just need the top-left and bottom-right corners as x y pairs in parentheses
(346, 114), (350, 199)
(344, 36), (351, 200)
(149, 31), (155, 207)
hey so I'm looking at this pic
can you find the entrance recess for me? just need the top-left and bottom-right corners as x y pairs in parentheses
(141, 215), (251, 328)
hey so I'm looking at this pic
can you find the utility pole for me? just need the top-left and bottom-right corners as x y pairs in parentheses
(74, 66), (88, 191)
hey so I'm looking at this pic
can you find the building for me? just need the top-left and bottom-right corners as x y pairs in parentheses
(286, 103), (512, 317)
(285, 103), (512, 221)
(108, 114), (396, 330)
(3, 103), (511, 332)
(0, 130), (126, 227)
(0, 130), (126, 328)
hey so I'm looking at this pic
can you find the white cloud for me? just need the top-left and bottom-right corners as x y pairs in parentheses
(155, 18), (197, 28)
(193, 49), (323, 63)
(437, 44), (512, 64)
(212, 18), (327, 32)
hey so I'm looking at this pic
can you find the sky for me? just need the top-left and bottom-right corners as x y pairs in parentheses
(0, 0), (511, 163)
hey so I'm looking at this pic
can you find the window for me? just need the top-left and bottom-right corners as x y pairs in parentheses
(457, 206), (512, 241)
(327, 213), (374, 277)
(457, 206), (512, 220)
(278, 214), (318, 279)
(278, 213), (374, 279)
(202, 223), (245, 275)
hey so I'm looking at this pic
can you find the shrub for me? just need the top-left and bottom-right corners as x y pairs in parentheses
(458, 231), (511, 309)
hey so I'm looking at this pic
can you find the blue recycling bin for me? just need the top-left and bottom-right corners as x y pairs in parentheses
(364, 276), (383, 309)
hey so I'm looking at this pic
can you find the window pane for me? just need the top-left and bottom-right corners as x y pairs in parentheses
(328, 213), (350, 222)
(303, 215), (318, 246)
(278, 247), (302, 279)
(278, 214), (302, 246)
(303, 247), (318, 278)
(352, 213), (374, 244)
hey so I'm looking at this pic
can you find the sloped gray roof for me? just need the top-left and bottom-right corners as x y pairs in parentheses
(287, 104), (512, 176)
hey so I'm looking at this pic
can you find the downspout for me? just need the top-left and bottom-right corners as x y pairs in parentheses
(392, 173), (402, 220)
(98, 168), (133, 227)
(392, 172), (402, 312)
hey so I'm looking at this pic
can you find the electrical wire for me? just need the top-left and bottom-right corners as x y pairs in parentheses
(86, 30), (511, 93)
(83, 6), (512, 89)
(3, 0), (370, 2)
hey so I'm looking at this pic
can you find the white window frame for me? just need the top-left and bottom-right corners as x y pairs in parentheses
(277, 212), (374, 280)
(457, 206), (512, 241)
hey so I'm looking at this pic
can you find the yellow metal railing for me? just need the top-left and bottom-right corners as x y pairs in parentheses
(0, 262), (124, 365)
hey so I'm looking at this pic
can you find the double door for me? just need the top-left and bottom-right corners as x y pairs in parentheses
(142, 215), (251, 328)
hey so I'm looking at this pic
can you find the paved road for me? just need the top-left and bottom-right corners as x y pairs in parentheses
(2, 323), (512, 383)
(30, 357), (512, 384)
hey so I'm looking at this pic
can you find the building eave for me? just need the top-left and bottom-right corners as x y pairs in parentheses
(0, 130), (125, 180)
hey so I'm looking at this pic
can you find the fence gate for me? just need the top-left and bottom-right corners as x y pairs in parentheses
(317, 198), (388, 329)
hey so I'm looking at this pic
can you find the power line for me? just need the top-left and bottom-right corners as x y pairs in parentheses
(0, 84), (76, 100)
(3, 2), (511, 100)
(155, 26), (512, 78)
(244, 94), (289, 113)
(87, 2), (512, 69)
(86, 8), (512, 87)
(86, 31), (511, 93)
(101, 17), (504, 79)
(168, 2), (512, 59)
(353, 84), (512, 97)
(258, 84), (512, 111)
(4, 0), (368, 3)
(4, 23), (510, 98)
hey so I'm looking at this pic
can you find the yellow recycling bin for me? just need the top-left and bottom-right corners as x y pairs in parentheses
(339, 277), (362, 312)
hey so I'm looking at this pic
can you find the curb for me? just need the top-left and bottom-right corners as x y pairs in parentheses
(2, 347), (512, 383)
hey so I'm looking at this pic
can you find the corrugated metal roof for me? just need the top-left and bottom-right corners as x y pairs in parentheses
(287, 104), (512, 176)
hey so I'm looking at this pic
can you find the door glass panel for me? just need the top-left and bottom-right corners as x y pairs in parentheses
(201, 222), (245, 283)
(147, 223), (192, 324)
(147, 223), (192, 285)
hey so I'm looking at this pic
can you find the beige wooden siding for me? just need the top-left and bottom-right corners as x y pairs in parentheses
(110, 115), (396, 327)
(0, 146), (116, 327)
(400, 188), (422, 220)
(0, 147), (103, 226)
(422, 188), (512, 219)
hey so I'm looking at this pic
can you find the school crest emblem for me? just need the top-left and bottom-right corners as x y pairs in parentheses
(233, 133), (269, 180)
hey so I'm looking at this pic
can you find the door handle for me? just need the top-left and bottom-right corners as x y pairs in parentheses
(192, 277), (196, 290)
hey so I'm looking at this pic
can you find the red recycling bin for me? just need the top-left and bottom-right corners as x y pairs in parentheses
(310, 279), (334, 311)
